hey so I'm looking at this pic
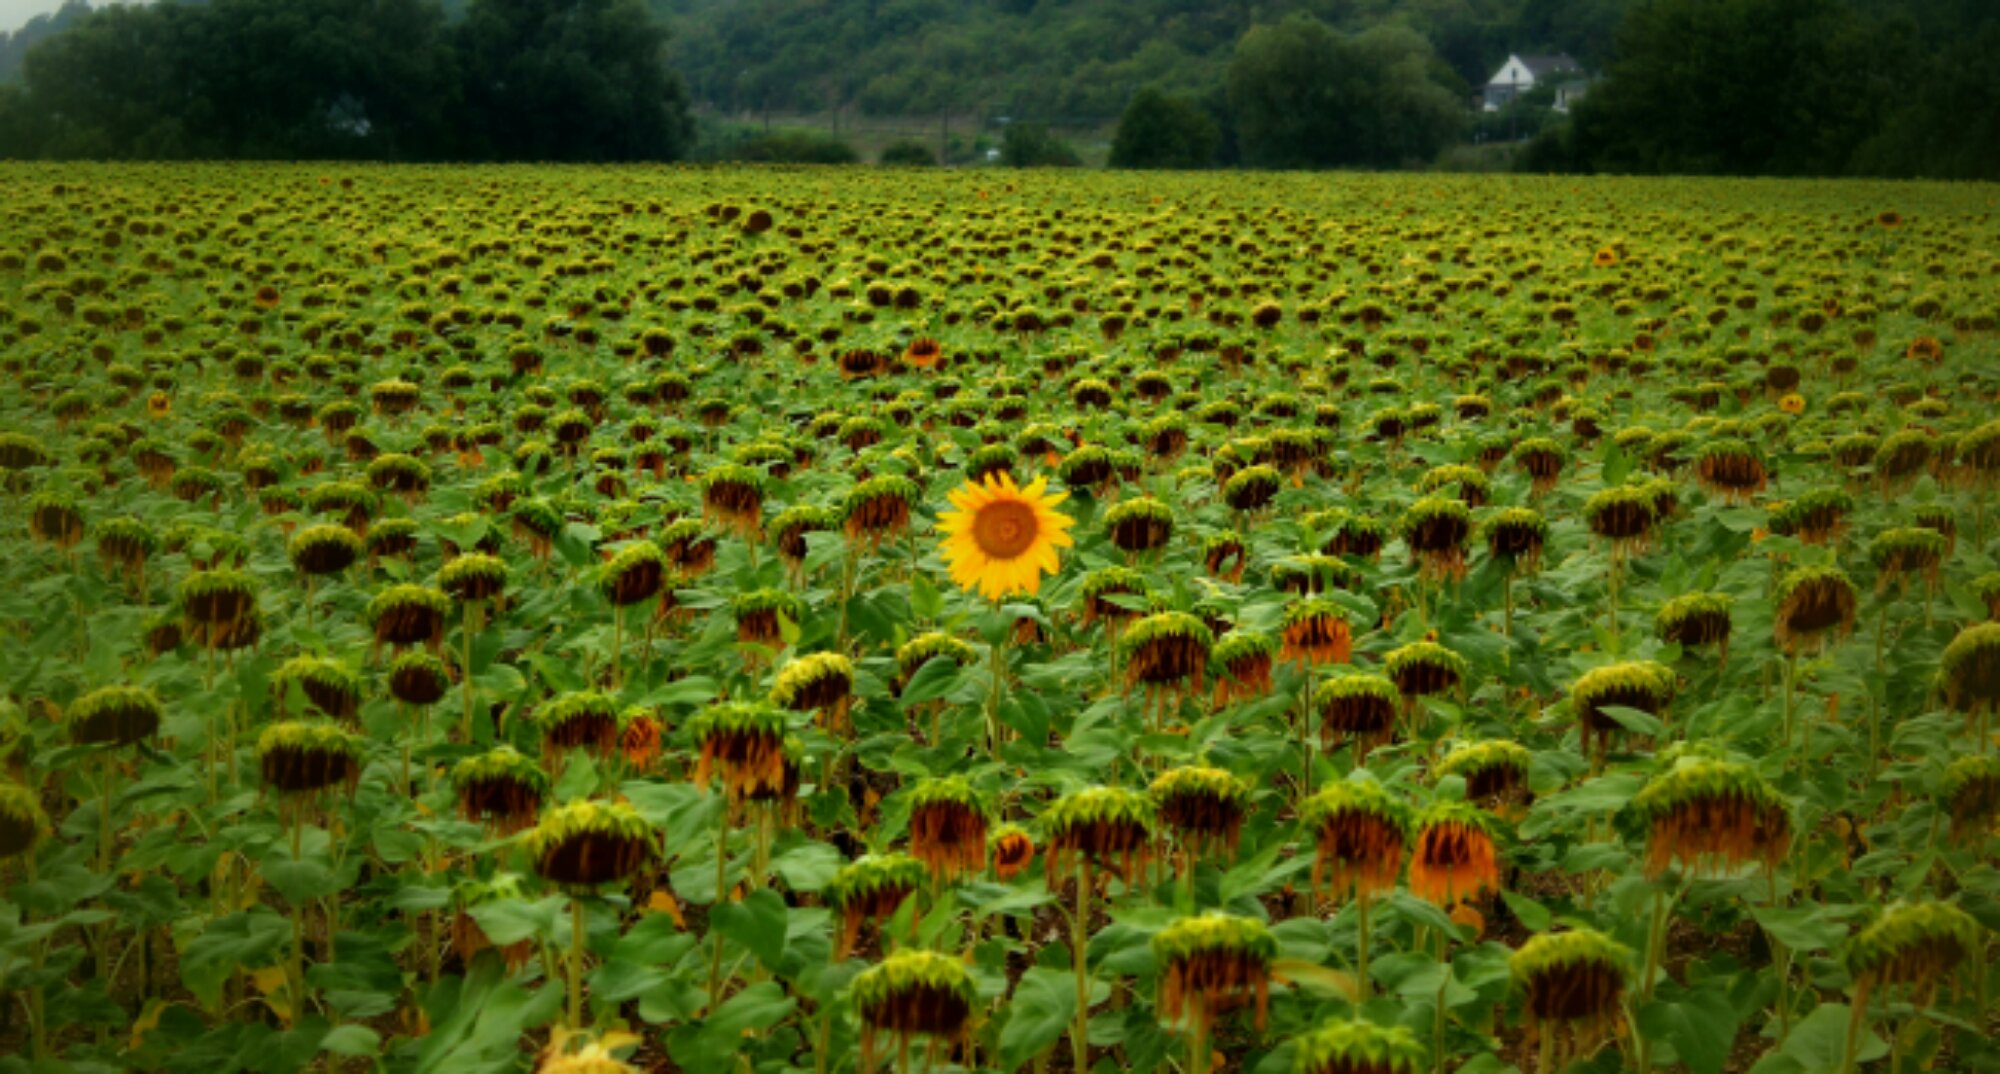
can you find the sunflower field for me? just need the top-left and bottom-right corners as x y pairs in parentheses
(0, 164), (1997, 1074)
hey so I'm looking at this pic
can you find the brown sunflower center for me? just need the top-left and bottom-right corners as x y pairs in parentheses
(973, 500), (1038, 559)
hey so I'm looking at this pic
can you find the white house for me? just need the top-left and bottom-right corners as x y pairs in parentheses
(1482, 53), (1583, 112)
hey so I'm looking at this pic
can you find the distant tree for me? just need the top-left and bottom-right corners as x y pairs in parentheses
(1563, 0), (1911, 176)
(1108, 87), (1217, 169)
(1227, 14), (1462, 169)
(1000, 123), (1080, 167)
(0, 0), (459, 160)
(0, 0), (94, 83)
(878, 138), (938, 166)
(455, 0), (692, 161)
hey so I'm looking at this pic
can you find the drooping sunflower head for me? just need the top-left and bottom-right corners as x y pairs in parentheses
(1655, 591), (1733, 659)
(1042, 785), (1156, 882)
(843, 474), (923, 548)
(1847, 901), (1981, 998)
(1435, 740), (1534, 815)
(66, 685), (163, 748)
(907, 776), (991, 881)
(0, 781), (48, 859)
(1868, 527), (1948, 592)
(771, 651), (855, 717)
(524, 799), (654, 892)
(1152, 912), (1278, 1030)
(1936, 754), (2000, 844)
(1280, 596), (1353, 669)
(1211, 630), (1277, 706)
(1510, 929), (1631, 1044)
(1582, 484), (1657, 549)
(1301, 779), (1412, 900)
(1938, 622), (2000, 714)
(451, 746), (549, 832)
(1384, 642), (1467, 702)
(366, 583), (451, 649)
(937, 472), (1074, 601)
(1399, 496), (1472, 578)
(1312, 673), (1401, 754)
(1119, 612), (1214, 692)
(1150, 766), (1251, 857)
(1569, 661), (1676, 753)
(828, 852), (929, 954)
(1292, 1018), (1425, 1074)
(256, 720), (363, 797)
(1481, 507), (1548, 570)
(851, 949), (977, 1068)
(597, 541), (667, 607)
(1618, 757), (1790, 877)
(532, 691), (624, 760)
(1408, 800), (1503, 907)
(689, 700), (791, 800)
(439, 552), (509, 603)
(388, 650), (452, 707)
(1773, 566), (1857, 654)
(1104, 496), (1175, 554)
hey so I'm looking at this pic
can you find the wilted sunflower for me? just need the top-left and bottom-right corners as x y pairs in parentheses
(907, 776), (990, 881)
(937, 472), (1074, 600)
(851, 949), (977, 1073)
(1618, 758), (1790, 877)
(1301, 780), (1411, 903)
(828, 853), (928, 956)
(1292, 1019), (1425, 1074)
(1152, 913), (1276, 1040)
(1510, 929), (1632, 1063)
(1408, 801), (1502, 907)
(1151, 766), (1251, 862)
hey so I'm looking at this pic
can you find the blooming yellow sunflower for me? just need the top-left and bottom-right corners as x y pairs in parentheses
(938, 472), (1074, 600)
(1778, 393), (1806, 415)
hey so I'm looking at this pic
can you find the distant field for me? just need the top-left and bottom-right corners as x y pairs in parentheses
(0, 165), (1997, 1073)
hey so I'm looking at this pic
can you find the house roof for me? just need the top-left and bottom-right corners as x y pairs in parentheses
(1515, 54), (1581, 78)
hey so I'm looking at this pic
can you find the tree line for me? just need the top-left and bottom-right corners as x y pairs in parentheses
(0, 0), (691, 161)
(0, 0), (1994, 178)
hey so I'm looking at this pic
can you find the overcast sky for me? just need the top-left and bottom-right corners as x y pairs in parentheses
(2, 0), (95, 35)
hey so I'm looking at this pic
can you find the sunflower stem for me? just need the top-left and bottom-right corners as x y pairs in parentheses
(708, 806), (730, 1011)
(460, 600), (480, 743)
(1072, 858), (1092, 1074)
(569, 895), (587, 1028)
(1839, 981), (1871, 1074)
(1355, 892), (1372, 999)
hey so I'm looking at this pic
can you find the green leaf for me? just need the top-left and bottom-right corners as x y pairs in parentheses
(1755, 1002), (1885, 1072)
(467, 896), (565, 947)
(900, 654), (966, 707)
(1749, 904), (1858, 952)
(414, 955), (563, 1073)
(179, 910), (290, 1010)
(1500, 891), (1551, 933)
(262, 852), (341, 908)
(668, 981), (797, 1070)
(710, 888), (787, 970)
(1598, 704), (1666, 737)
(1000, 967), (1076, 1070)
(770, 840), (844, 893)
(1636, 980), (1740, 1074)
(319, 1024), (381, 1058)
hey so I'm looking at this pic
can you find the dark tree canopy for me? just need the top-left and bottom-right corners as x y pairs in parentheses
(455, 0), (691, 162)
(1531, 0), (2000, 179)
(1227, 16), (1463, 169)
(0, 0), (691, 162)
(1109, 87), (1218, 169)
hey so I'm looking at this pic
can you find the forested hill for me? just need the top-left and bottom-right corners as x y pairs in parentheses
(649, 0), (1629, 120)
